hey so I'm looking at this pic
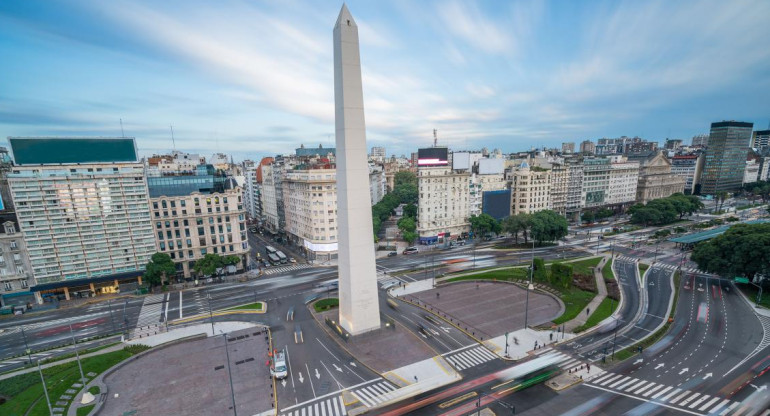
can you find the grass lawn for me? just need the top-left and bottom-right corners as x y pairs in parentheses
(602, 259), (614, 281)
(639, 263), (649, 275)
(573, 297), (618, 333)
(569, 257), (602, 276)
(76, 404), (95, 416)
(0, 349), (135, 416)
(313, 298), (339, 313)
(737, 284), (770, 309)
(227, 302), (266, 311)
(552, 288), (596, 325)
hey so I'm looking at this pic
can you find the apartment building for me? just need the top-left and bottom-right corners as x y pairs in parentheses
(564, 155), (584, 220)
(147, 169), (248, 279)
(261, 163), (279, 231)
(283, 167), (338, 261)
(369, 164), (386, 206)
(605, 156), (639, 206)
(510, 162), (551, 215)
(0, 216), (35, 306)
(671, 154), (704, 194)
(582, 158), (611, 209)
(417, 148), (470, 243)
(7, 137), (156, 300)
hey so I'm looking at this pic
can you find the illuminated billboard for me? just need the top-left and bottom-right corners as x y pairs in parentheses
(418, 147), (448, 166)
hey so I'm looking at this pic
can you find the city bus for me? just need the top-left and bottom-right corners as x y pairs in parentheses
(267, 253), (281, 265)
(276, 251), (288, 264)
(443, 255), (497, 272)
(265, 245), (278, 256)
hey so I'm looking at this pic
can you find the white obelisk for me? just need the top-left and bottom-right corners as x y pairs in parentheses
(334, 4), (380, 335)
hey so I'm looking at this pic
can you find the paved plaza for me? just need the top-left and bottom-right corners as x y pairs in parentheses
(409, 281), (563, 339)
(101, 327), (274, 416)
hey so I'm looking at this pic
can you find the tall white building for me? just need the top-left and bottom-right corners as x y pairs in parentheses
(7, 137), (156, 300)
(369, 164), (386, 206)
(510, 162), (552, 215)
(417, 149), (470, 243)
(283, 168), (338, 261)
(606, 156), (640, 206)
(261, 164), (279, 231)
(370, 146), (386, 162)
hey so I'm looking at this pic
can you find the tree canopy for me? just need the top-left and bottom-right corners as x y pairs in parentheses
(502, 213), (531, 244)
(194, 253), (225, 277)
(372, 172), (419, 237)
(394, 171), (417, 187)
(529, 210), (568, 244)
(691, 223), (770, 281)
(629, 193), (704, 226)
(144, 252), (177, 286)
(468, 214), (501, 236)
(744, 180), (770, 203)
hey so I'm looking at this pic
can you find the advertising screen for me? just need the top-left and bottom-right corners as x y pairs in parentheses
(418, 147), (448, 166)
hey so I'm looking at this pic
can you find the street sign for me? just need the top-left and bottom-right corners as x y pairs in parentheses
(735, 277), (750, 284)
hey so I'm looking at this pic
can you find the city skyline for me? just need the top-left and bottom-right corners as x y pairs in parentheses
(1, 0), (769, 161)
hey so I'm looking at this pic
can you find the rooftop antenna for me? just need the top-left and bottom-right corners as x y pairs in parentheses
(170, 125), (176, 150)
(433, 129), (438, 147)
(120, 118), (125, 137)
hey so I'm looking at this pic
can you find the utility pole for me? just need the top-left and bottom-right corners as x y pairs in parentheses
(68, 324), (86, 384)
(38, 360), (53, 415)
(20, 326), (32, 364)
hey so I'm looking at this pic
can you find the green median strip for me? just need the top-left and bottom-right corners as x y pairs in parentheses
(226, 302), (266, 312)
(638, 263), (649, 275)
(313, 298), (339, 313)
(573, 297), (618, 333)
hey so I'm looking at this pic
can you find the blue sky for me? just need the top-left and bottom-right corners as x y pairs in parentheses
(1, 0), (769, 161)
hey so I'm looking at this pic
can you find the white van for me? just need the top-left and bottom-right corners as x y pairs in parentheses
(271, 349), (288, 379)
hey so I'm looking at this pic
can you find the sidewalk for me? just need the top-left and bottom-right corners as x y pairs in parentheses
(484, 327), (576, 360)
(127, 321), (262, 347)
(563, 255), (610, 332)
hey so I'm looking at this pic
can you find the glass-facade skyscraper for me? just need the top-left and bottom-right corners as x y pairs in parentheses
(700, 121), (753, 195)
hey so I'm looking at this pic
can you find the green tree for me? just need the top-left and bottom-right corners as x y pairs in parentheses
(144, 252), (177, 286)
(402, 203), (417, 219)
(716, 191), (728, 213)
(631, 207), (662, 226)
(692, 223), (770, 282)
(501, 213), (530, 244)
(532, 257), (547, 282)
(403, 231), (417, 245)
(581, 211), (595, 224)
(222, 255), (241, 266)
(549, 263), (573, 289)
(596, 208), (614, 220)
(529, 210), (568, 244)
(194, 254), (224, 277)
(394, 171), (417, 187)
(468, 214), (501, 236)
(397, 216), (416, 234)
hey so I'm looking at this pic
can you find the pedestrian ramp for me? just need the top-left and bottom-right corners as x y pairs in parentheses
(585, 372), (743, 415)
(130, 294), (165, 338)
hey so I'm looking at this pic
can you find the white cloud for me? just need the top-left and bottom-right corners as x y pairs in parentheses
(437, 1), (513, 55)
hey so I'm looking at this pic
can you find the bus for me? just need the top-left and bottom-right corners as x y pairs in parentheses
(265, 246), (278, 256)
(267, 253), (281, 265)
(276, 251), (288, 264)
(443, 255), (497, 272)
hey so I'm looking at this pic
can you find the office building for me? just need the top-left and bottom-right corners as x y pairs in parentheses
(417, 147), (470, 243)
(510, 162), (551, 215)
(605, 156), (639, 207)
(701, 121), (753, 195)
(283, 167), (338, 262)
(579, 140), (596, 154)
(691, 134), (709, 147)
(7, 137), (156, 300)
(561, 142), (575, 154)
(671, 154), (704, 194)
(147, 167), (248, 278)
(753, 130), (770, 151)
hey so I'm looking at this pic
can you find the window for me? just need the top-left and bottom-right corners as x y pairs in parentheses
(173, 220), (179, 227)
(186, 239), (192, 247)
(181, 200), (186, 207)
(209, 217), (214, 224)
(196, 218), (203, 225)
(201, 248), (207, 255)
(165, 221), (171, 227)
(156, 222), (162, 229)
(10, 241), (18, 250)
(197, 227), (204, 236)
(183, 220), (189, 226)
(161, 200), (167, 209)
(153, 202), (159, 209)
(170, 201), (176, 208)
(21, 280), (28, 288)
(160, 242), (166, 250)
(185, 229), (190, 237)
(3, 282), (11, 291)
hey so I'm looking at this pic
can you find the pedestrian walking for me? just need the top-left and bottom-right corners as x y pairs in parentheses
(436, 292), (440, 298)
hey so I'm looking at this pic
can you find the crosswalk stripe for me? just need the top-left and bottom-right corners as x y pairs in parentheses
(457, 353), (479, 367)
(475, 347), (497, 360)
(338, 396), (347, 415)
(591, 373), (614, 384)
(616, 377), (638, 390)
(608, 375), (631, 389)
(659, 387), (681, 402)
(668, 390), (691, 405)
(720, 402), (740, 415)
(709, 399), (730, 413)
(642, 384), (664, 397)
(679, 392), (700, 406)
(689, 394), (712, 409)
(650, 385), (672, 399)
(599, 374), (623, 386)
(370, 383), (389, 395)
(732, 405), (750, 416)
(353, 389), (376, 407)
(624, 380), (648, 392)
(467, 349), (490, 364)
(326, 398), (334, 416)
(634, 382), (656, 395)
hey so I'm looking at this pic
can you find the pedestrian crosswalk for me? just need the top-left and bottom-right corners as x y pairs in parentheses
(135, 294), (164, 327)
(586, 372), (741, 415)
(655, 263), (705, 274)
(443, 345), (498, 370)
(263, 264), (312, 275)
(350, 380), (397, 407)
(280, 395), (347, 416)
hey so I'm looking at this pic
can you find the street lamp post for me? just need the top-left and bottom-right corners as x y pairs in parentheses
(524, 238), (535, 329)
(20, 326), (32, 364)
(221, 332), (237, 416)
(68, 324), (86, 384)
(38, 360), (53, 415)
(207, 294), (215, 336)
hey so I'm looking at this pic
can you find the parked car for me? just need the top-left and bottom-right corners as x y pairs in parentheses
(387, 251), (398, 257)
(289, 257), (297, 264)
(403, 246), (418, 255)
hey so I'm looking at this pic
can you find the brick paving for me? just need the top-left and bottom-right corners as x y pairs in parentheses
(410, 281), (562, 339)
